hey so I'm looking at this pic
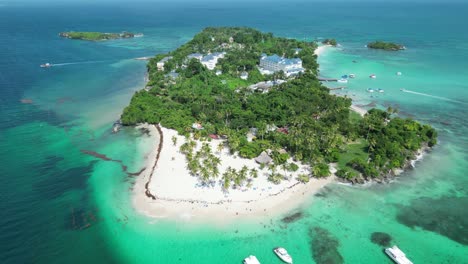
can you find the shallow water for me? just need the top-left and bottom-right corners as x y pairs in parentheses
(0, 2), (467, 263)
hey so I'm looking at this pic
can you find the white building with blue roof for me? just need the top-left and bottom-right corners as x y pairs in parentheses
(259, 54), (305, 77)
(200, 52), (225, 70)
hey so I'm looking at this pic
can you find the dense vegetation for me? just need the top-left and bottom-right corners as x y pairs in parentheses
(59, 31), (138, 41)
(367, 41), (405, 51)
(121, 27), (436, 183)
(322, 39), (337, 46)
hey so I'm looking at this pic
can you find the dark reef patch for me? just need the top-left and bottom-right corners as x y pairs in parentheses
(281, 211), (304, 224)
(396, 196), (468, 245)
(309, 226), (344, 264)
(33, 161), (96, 200)
(370, 232), (392, 247)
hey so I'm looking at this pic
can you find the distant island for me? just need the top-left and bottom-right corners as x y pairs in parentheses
(59, 31), (143, 41)
(124, 27), (437, 220)
(322, 38), (337, 46)
(367, 41), (405, 51)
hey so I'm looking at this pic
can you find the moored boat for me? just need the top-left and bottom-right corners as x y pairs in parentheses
(337, 78), (348, 83)
(273, 247), (293, 264)
(369, 74), (376, 79)
(243, 255), (261, 264)
(40, 63), (52, 68)
(349, 73), (356, 78)
(377, 88), (384, 93)
(367, 88), (375, 93)
(396, 71), (402, 76)
(384, 245), (413, 264)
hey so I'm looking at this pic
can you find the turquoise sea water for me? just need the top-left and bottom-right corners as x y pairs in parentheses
(0, 2), (467, 263)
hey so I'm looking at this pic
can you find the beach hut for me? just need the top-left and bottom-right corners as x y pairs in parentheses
(255, 151), (273, 165)
(209, 134), (219, 139)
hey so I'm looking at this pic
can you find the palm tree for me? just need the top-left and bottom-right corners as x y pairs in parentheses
(222, 171), (231, 190)
(179, 142), (190, 154)
(211, 156), (221, 167)
(249, 168), (258, 179)
(201, 143), (212, 157)
(199, 166), (210, 182)
(217, 142), (224, 154)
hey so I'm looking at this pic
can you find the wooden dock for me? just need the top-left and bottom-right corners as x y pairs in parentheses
(327, 86), (347, 90)
(318, 77), (338, 82)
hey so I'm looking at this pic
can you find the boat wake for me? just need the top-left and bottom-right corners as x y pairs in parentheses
(401, 89), (466, 104)
(52, 60), (108, 67)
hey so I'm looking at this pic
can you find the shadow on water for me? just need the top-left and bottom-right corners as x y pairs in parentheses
(370, 232), (393, 247)
(396, 196), (468, 245)
(281, 211), (304, 224)
(309, 226), (344, 264)
(33, 160), (97, 200)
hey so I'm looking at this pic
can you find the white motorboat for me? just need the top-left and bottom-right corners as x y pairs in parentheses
(396, 72), (402, 76)
(337, 78), (348, 83)
(243, 255), (261, 264)
(377, 88), (384, 93)
(349, 73), (356, 78)
(40, 63), (52, 68)
(367, 88), (375, 93)
(385, 246), (413, 264)
(273, 247), (293, 264)
(369, 74), (376, 79)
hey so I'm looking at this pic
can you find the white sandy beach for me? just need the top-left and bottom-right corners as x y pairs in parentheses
(314, 44), (331, 56)
(133, 124), (335, 223)
(131, 45), (346, 223)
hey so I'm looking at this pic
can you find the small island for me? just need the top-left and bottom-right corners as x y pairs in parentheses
(123, 27), (436, 220)
(367, 41), (405, 51)
(59, 31), (143, 41)
(322, 38), (338, 46)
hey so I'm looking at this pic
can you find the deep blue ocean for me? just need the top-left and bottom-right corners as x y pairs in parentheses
(0, 1), (467, 263)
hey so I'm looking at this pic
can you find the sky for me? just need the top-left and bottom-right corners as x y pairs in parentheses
(2, 0), (465, 4)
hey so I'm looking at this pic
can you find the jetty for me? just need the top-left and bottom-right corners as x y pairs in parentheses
(327, 86), (347, 90)
(318, 77), (338, 82)
(134, 57), (151, 61)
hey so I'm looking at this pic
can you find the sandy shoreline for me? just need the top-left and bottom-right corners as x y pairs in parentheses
(132, 124), (335, 223)
(130, 44), (352, 223)
(314, 44), (331, 56)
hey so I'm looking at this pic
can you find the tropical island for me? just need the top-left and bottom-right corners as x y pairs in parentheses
(367, 41), (405, 51)
(59, 31), (142, 41)
(123, 27), (437, 220)
(322, 38), (338, 46)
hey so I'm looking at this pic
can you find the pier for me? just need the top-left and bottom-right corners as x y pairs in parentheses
(327, 86), (347, 90)
(318, 77), (338, 82)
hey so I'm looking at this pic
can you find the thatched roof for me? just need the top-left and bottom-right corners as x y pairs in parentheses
(255, 151), (273, 164)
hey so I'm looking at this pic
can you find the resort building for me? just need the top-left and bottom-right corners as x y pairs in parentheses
(157, 56), (173, 71)
(259, 54), (305, 77)
(240, 71), (249, 80)
(187, 53), (203, 61)
(200, 52), (226, 70)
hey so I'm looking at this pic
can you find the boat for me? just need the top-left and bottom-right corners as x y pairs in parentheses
(243, 255), (261, 264)
(396, 72), (402, 76)
(385, 245), (413, 264)
(367, 88), (375, 93)
(341, 74), (348, 79)
(40, 63), (52, 68)
(273, 247), (293, 264)
(377, 88), (384, 93)
(349, 74), (356, 78)
(337, 78), (348, 83)
(369, 74), (376, 79)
